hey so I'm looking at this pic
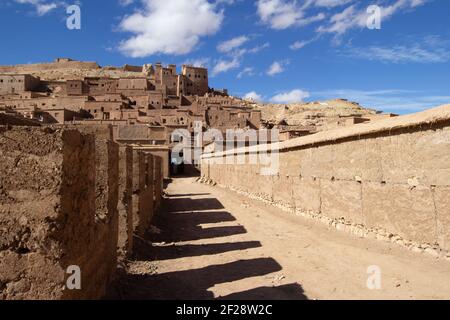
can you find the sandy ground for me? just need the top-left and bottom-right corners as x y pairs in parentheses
(115, 176), (450, 300)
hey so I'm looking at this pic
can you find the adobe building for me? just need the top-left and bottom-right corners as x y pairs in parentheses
(0, 74), (40, 95)
(0, 59), (259, 133)
(180, 65), (209, 96)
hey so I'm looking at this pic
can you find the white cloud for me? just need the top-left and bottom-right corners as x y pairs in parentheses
(289, 36), (319, 50)
(214, 0), (236, 4)
(36, 2), (57, 15)
(237, 67), (255, 79)
(255, 0), (429, 39)
(316, 4), (363, 35)
(256, 0), (326, 30)
(289, 40), (308, 50)
(230, 42), (270, 59)
(244, 91), (263, 102)
(214, 37), (269, 76)
(183, 57), (211, 68)
(15, 0), (60, 16)
(247, 42), (270, 54)
(267, 60), (289, 76)
(267, 62), (283, 75)
(217, 35), (249, 53)
(345, 35), (450, 63)
(348, 45), (449, 64)
(118, 0), (223, 57)
(271, 89), (310, 103)
(119, 0), (134, 6)
(317, 0), (428, 35)
(313, 0), (353, 8)
(211, 57), (240, 76)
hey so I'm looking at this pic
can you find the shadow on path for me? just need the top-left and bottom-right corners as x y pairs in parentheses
(119, 258), (296, 300)
(136, 241), (262, 261)
(111, 178), (308, 300)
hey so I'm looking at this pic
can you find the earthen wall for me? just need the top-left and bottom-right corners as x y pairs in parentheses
(201, 105), (450, 255)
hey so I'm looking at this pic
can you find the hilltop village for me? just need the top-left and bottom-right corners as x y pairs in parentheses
(0, 58), (261, 144)
(0, 58), (397, 173)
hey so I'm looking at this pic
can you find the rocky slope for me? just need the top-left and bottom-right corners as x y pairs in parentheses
(243, 99), (385, 132)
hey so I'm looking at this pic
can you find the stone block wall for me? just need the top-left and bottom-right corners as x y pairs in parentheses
(0, 125), (165, 299)
(201, 105), (450, 256)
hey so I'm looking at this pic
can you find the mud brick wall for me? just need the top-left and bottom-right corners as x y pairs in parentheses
(0, 114), (40, 126)
(145, 153), (155, 225)
(0, 61), (99, 73)
(138, 153), (154, 235)
(132, 150), (157, 237)
(154, 156), (163, 211)
(201, 105), (450, 254)
(88, 130), (119, 299)
(148, 149), (170, 179)
(0, 126), (119, 300)
(132, 146), (170, 179)
(62, 124), (113, 140)
(117, 146), (133, 259)
(63, 124), (119, 294)
(132, 150), (145, 236)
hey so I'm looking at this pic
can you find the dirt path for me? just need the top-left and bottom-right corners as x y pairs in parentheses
(118, 177), (450, 300)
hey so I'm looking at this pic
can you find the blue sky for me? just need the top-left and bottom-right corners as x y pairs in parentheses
(0, 0), (449, 114)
